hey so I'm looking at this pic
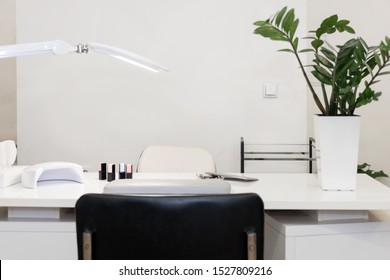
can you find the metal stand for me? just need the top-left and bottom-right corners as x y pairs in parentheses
(240, 137), (316, 173)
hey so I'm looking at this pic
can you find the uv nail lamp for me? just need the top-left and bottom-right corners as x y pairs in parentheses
(22, 162), (84, 189)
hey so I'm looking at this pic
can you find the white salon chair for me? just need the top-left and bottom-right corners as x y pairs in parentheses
(137, 145), (216, 173)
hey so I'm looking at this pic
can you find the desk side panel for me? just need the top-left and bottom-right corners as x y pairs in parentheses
(0, 220), (77, 260)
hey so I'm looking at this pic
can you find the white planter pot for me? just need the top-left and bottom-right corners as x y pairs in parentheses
(313, 115), (360, 191)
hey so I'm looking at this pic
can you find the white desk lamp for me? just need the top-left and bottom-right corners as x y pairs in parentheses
(0, 40), (167, 73)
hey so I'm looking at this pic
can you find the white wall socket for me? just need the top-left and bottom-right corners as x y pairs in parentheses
(263, 83), (278, 98)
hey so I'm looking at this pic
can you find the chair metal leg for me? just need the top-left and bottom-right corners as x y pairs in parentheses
(247, 232), (257, 260)
(83, 231), (92, 260)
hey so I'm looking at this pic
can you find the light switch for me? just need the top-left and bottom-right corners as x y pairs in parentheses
(263, 83), (278, 98)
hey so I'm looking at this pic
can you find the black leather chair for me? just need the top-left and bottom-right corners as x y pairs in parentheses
(75, 193), (264, 260)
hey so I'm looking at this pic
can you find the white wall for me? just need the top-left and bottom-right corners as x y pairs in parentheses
(16, 0), (308, 172)
(0, 0), (16, 142)
(307, 0), (390, 185)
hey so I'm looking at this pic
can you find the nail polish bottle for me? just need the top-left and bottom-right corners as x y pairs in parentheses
(107, 163), (116, 182)
(99, 162), (107, 180)
(125, 163), (133, 179)
(119, 163), (126, 179)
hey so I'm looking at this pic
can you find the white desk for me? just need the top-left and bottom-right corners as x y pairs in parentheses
(1, 172), (390, 259)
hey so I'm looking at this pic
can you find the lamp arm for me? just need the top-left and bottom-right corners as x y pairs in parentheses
(0, 40), (75, 58)
(0, 40), (167, 73)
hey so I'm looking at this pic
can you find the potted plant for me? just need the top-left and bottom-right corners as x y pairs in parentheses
(253, 7), (390, 190)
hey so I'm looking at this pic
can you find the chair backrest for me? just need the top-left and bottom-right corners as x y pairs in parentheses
(75, 193), (264, 260)
(137, 145), (216, 173)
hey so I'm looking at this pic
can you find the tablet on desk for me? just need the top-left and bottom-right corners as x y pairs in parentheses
(205, 172), (259, 182)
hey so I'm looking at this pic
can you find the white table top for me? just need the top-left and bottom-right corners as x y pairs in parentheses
(1, 172), (390, 210)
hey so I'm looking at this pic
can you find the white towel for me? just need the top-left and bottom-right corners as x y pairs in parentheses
(0, 140), (17, 168)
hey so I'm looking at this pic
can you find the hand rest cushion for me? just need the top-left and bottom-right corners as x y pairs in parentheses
(22, 162), (84, 189)
(104, 179), (231, 195)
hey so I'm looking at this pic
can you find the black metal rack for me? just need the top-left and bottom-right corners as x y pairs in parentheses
(240, 137), (316, 173)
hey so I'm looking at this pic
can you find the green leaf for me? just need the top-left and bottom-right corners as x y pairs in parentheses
(313, 65), (332, 79)
(344, 26), (355, 34)
(336, 25), (345, 32)
(324, 41), (337, 52)
(380, 49), (388, 61)
(344, 37), (360, 49)
(336, 19), (350, 27)
(275, 6), (288, 27)
(378, 71), (390, 76)
(379, 42), (390, 58)
(374, 52), (382, 68)
(358, 162), (389, 179)
(335, 20), (351, 32)
(289, 19), (299, 39)
(299, 48), (314, 53)
(311, 39), (324, 50)
(334, 59), (354, 77)
(316, 27), (326, 38)
(386, 36), (390, 46)
(253, 20), (267, 26)
(320, 47), (336, 61)
(371, 170), (389, 179)
(321, 14), (338, 28)
(371, 80), (380, 85)
(360, 38), (370, 49)
(302, 36), (316, 40)
(327, 27), (337, 34)
(278, 48), (294, 53)
(282, 9), (295, 32)
(354, 42), (366, 62)
(311, 70), (332, 85)
(254, 26), (288, 41)
(336, 39), (359, 60)
(293, 37), (299, 50)
(363, 61), (374, 77)
(339, 86), (352, 94)
(315, 54), (334, 68)
(358, 163), (370, 169)
(356, 87), (382, 107)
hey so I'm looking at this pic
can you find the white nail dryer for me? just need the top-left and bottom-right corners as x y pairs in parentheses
(21, 162), (84, 189)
